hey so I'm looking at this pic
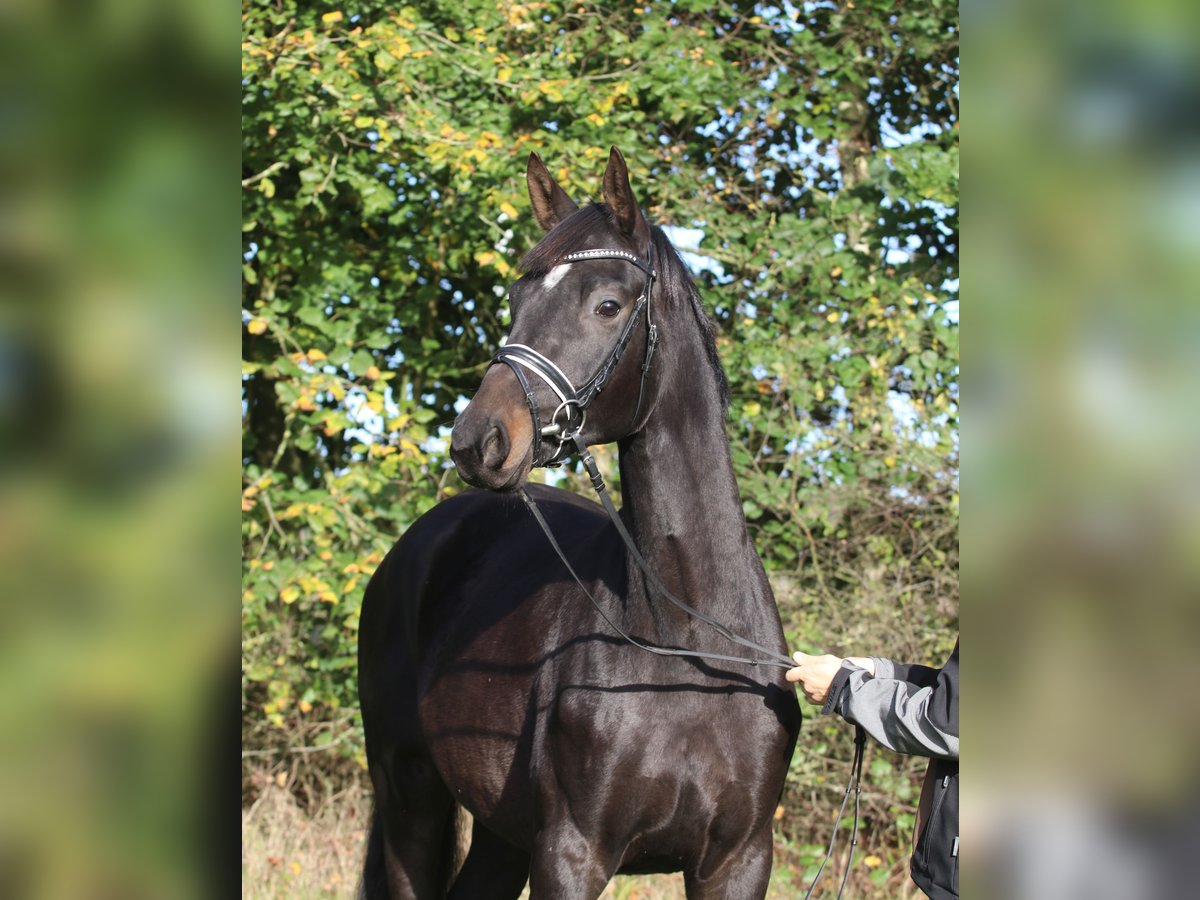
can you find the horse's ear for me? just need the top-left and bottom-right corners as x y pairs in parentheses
(526, 152), (578, 232)
(602, 146), (650, 247)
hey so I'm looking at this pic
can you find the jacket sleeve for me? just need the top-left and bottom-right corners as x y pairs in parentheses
(822, 639), (959, 760)
(873, 657), (939, 688)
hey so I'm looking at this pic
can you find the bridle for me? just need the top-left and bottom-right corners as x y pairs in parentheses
(489, 238), (866, 899)
(491, 238), (800, 670)
(491, 244), (659, 467)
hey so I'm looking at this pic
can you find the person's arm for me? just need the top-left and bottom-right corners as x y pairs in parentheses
(789, 640), (958, 759)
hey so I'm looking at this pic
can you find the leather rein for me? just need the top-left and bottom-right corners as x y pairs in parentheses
(490, 241), (866, 900)
(492, 242), (794, 671)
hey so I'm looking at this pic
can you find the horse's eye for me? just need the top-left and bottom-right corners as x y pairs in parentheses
(595, 300), (622, 318)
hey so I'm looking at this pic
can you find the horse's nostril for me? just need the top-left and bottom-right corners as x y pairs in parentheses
(481, 424), (509, 471)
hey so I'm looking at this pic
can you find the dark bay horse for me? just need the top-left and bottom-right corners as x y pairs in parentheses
(358, 148), (801, 899)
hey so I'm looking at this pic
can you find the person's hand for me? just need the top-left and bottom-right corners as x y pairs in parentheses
(785, 653), (877, 704)
(785, 652), (843, 705)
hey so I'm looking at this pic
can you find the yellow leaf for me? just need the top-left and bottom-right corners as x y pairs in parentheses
(499, 201), (518, 219)
(307, 348), (327, 362)
(884, 456), (896, 468)
(319, 591), (339, 604)
(864, 855), (882, 868)
(280, 586), (299, 604)
(365, 365), (381, 380)
(744, 401), (761, 417)
(353, 115), (374, 128)
(289, 861), (302, 876)
(826, 311), (840, 323)
(474, 250), (496, 266)
(497, 67), (512, 83)
(537, 80), (564, 102)
(322, 11), (344, 24)
(247, 318), (268, 335)
(586, 113), (606, 126)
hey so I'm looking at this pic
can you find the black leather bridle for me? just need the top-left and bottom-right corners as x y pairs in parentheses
(491, 244), (659, 467)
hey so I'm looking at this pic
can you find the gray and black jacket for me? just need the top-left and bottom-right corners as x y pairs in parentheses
(822, 639), (959, 899)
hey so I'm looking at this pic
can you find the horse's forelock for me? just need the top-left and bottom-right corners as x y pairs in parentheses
(518, 203), (615, 276)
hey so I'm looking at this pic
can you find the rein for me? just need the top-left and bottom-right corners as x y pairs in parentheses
(496, 241), (791, 669)
(522, 434), (795, 670)
(804, 725), (866, 900)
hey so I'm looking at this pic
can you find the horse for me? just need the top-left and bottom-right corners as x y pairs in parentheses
(357, 147), (802, 899)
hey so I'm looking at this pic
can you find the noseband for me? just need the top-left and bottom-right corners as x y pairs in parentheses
(491, 244), (659, 467)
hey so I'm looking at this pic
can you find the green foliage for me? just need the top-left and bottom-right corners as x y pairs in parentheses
(242, 0), (957, 880)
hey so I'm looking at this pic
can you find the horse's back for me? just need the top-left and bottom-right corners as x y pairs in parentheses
(357, 485), (609, 734)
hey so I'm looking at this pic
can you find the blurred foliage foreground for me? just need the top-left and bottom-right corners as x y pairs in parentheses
(242, 0), (957, 889)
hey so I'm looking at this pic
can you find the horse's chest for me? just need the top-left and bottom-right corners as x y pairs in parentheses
(548, 685), (772, 797)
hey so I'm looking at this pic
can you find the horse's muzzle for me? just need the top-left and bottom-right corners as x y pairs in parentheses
(449, 367), (535, 491)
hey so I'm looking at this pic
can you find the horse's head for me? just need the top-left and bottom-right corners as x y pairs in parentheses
(451, 147), (660, 490)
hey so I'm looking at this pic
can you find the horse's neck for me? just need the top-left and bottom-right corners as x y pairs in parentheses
(616, 339), (775, 635)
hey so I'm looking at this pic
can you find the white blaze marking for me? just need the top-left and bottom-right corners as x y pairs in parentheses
(543, 264), (571, 290)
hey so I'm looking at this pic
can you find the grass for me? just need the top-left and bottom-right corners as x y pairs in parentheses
(242, 776), (370, 899)
(241, 772), (919, 899)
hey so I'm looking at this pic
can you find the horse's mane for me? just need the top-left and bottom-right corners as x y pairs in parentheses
(650, 226), (730, 412)
(519, 203), (730, 412)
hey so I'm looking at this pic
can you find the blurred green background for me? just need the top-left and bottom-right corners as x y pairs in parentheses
(1, 1), (234, 898)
